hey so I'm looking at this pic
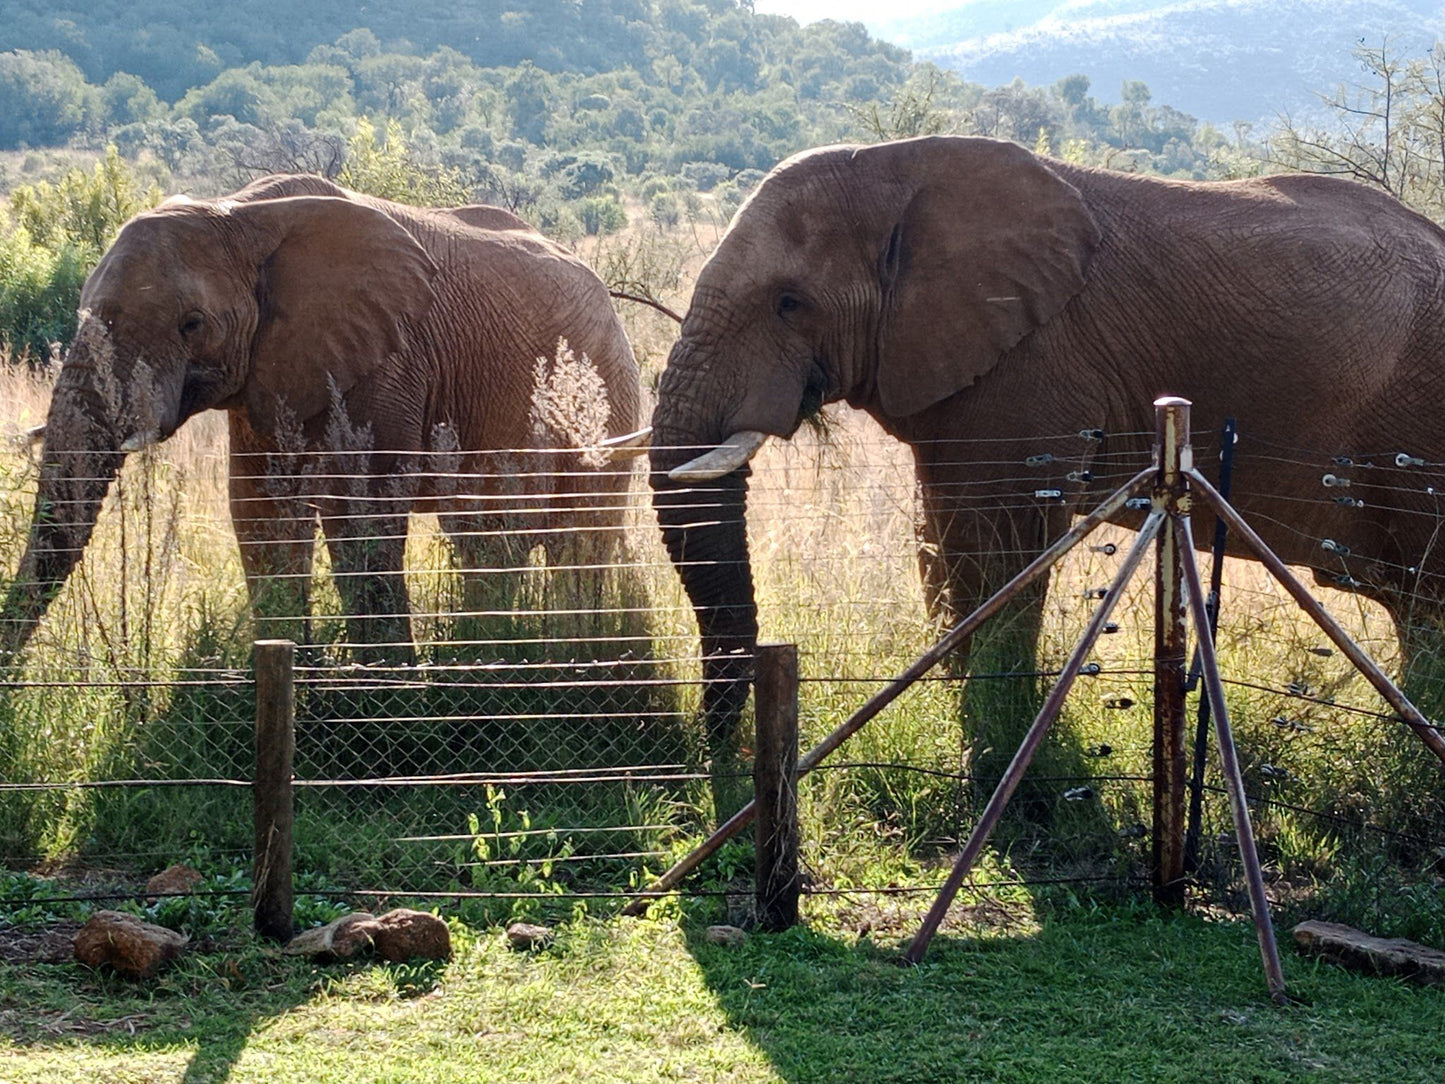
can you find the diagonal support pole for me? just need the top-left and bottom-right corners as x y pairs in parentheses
(1176, 514), (1289, 1003)
(619, 466), (1156, 917)
(1188, 470), (1445, 767)
(902, 511), (1164, 965)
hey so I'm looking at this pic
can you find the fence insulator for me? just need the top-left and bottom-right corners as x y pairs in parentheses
(1260, 764), (1290, 781)
(1063, 786), (1094, 802)
(1086, 743), (1114, 757)
(1396, 452), (1425, 468)
(1335, 497), (1365, 508)
(1083, 587), (1109, 599)
(1067, 470), (1093, 483)
(1025, 453), (1055, 467)
(1335, 573), (1362, 589)
(1079, 662), (1102, 676)
(1286, 680), (1312, 697)
(1089, 542), (1118, 555)
(1321, 539), (1352, 556)
(1322, 473), (1351, 488)
(1034, 488), (1064, 500)
(1271, 716), (1314, 733)
(1104, 696), (1135, 710)
(1307, 647), (1334, 657)
(1102, 622), (1120, 634)
(1119, 823), (1148, 839)
(1333, 456), (1355, 468)
(1079, 428), (1106, 441)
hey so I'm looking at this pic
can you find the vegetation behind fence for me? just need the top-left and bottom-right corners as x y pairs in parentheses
(0, 352), (1442, 942)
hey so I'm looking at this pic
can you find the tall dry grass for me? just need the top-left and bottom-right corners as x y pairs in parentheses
(0, 213), (1439, 937)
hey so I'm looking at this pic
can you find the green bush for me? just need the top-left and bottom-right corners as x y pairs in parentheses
(578, 194), (627, 236)
(0, 147), (162, 358)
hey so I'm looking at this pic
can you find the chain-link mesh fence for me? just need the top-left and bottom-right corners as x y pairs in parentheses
(1, 393), (1442, 935)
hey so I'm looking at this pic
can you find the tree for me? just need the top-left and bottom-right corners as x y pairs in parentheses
(1270, 38), (1445, 220)
(0, 50), (97, 149)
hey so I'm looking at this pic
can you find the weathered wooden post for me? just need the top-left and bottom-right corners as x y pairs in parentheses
(253, 639), (296, 942)
(754, 642), (800, 931)
(1153, 397), (1191, 907)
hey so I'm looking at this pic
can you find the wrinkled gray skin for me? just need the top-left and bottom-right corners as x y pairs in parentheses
(4, 174), (640, 659)
(651, 135), (1445, 751)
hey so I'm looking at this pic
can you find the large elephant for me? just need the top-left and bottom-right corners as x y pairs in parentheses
(650, 134), (1445, 758)
(4, 173), (642, 659)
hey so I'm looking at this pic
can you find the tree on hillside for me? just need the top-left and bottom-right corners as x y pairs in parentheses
(1272, 38), (1445, 221)
(0, 50), (97, 149)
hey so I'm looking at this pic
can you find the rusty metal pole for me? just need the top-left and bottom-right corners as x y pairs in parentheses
(620, 467), (1156, 917)
(1176, 520), (1289, 1003)
(902, 511), (1164, 965)
(1153, 397), (1191, 908)
(253, 639), (296, 942)
(754, 643), (800, 931)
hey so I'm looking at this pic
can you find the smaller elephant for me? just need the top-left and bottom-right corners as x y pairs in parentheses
(3, 173), (643, 659)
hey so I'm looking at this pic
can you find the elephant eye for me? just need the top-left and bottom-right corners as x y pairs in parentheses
(179, 312), (205, 337)
(776, 293), (802, 318)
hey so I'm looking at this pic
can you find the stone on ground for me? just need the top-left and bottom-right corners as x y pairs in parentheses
(73, 910), (188, 978)
(1293, 920), (1445, 984)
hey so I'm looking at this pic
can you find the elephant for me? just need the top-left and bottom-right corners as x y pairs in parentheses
(2, 173), (643, 660)
(649, 134), (1445, 769)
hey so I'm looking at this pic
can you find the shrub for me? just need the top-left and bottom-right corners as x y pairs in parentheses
(578, 194), (627, 236)
(0, 147), (162, 358)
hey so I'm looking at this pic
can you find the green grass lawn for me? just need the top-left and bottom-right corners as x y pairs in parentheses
(4, 902), (1444, 1084)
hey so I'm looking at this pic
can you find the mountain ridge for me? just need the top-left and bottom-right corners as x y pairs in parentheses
(877, 0), (1445, 123)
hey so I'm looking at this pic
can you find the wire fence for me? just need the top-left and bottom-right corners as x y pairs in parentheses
(1, 406), (1443, 930)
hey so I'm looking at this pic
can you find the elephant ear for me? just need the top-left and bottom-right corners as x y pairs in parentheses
(869, 137), (1099, 418)
(233, 195), (439, 431)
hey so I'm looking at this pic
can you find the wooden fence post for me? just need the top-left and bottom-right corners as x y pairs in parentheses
(1153, 398), (1191, 908)
(754, 642), (800, 931)
(253, 639), (296, 942)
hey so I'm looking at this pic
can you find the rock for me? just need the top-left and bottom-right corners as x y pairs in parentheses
(73, 910), (188, 978)
(505, 922), (553, 951)
(704, 924), (748, 948)
(282, 912), (378, 961)
(371, 908), (451, 962)
(145, 864), (204, 896)
(1293, 920), (1445, 984)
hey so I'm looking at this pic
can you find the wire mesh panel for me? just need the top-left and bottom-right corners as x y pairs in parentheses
(0, 391), (1442, 934)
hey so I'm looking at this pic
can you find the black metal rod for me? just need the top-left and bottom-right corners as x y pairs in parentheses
(1185, 416), (1235, 872)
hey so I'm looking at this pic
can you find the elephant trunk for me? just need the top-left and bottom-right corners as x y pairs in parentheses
(649, 426), (759, 758)
(2, 381), (123, 657)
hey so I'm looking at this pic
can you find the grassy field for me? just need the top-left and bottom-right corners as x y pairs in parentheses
(4, 899), (1445, 1084)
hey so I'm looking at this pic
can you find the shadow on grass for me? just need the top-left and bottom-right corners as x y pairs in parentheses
(5, 943), (450, 1084)
(678, 901), (1445, 1083)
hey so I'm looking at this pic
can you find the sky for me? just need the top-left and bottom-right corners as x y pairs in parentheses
(752, 0), (937, 28)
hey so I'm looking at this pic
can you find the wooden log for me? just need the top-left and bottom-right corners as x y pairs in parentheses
(253, 639), (296, 942)
(1294, 920), (1445, 984)
(754, 643), (800, 932)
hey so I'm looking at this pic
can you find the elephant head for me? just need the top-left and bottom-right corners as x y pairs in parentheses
(2, 186), (438, 656)
(650, 136), (1099, 746)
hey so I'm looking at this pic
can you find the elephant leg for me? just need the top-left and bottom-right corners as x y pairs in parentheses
(924, 492), (1070, 810)
(322, 503), (415, 664)
(229, 436), (316, 646)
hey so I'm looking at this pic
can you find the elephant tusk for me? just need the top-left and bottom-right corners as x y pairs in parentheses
(667, 430), (768, 481)
(120, 429), (160, 453)
(8, 425), (44, 449)
(596, 425), (652, 460)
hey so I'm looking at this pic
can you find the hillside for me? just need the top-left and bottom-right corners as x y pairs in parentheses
(878, 0), (1445, 124)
